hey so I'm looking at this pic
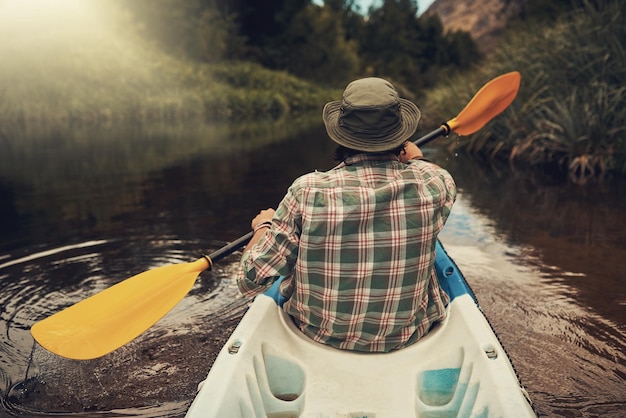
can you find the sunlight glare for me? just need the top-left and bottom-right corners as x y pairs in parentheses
(0, 0), (104, 40)
(0, 0), (123, 65)
(0, 0), (144, 107)
(2, 0), (96, 23)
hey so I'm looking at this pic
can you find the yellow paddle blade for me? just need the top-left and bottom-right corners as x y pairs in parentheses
(31, 258), (209, 360)
(447, 71), (521, 135)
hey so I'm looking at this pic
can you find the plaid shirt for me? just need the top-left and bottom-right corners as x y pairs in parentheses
(238, 153), (456, 352)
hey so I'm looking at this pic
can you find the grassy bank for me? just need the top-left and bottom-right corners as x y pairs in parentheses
(1, 53), (336, 129)
(424, 1), (625, 183)
(0, 9), (338, 132)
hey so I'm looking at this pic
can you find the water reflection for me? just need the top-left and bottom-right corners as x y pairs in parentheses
(0, 114), (322, 251)
(0, 120), (625, 416)
(435, 150), (626, 416)
(436, 148), (626, 326)
(1, 117), (337, 416)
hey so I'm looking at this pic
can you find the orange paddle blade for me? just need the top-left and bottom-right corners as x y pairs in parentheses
(447, 71), (521, 135)
(31, 258), (209, 360)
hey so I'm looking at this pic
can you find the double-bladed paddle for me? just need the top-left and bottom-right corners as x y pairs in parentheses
(31, 71), (521, 360)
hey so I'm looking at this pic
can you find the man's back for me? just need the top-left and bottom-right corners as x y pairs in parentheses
(240, 153), (456, 352)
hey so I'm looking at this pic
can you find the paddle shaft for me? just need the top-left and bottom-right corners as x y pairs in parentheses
(413, 124), (450, 147)
(204, 231), (253, 268)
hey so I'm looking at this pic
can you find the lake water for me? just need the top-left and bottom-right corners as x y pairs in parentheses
(1, 119), (624, 417)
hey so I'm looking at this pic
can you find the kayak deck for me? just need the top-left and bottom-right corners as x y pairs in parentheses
(186, 242), (534, 417)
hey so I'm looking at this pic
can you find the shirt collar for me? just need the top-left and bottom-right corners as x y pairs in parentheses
(343, 153), (399, 166)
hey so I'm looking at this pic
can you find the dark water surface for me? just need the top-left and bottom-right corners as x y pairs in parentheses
(1, 120), (624, 417)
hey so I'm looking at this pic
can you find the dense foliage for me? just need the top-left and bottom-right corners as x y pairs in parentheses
(113, 0), (481, 89)
(426, 0), (625, 183)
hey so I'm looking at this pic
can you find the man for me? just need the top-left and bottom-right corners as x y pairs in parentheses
(237, 77), (456, 352)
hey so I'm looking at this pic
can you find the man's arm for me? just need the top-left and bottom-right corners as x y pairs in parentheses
(242, 208), (275, 254)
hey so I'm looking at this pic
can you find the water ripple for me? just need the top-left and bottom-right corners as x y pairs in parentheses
(0, 240), (108, 270)
(1, 237), (246, 417)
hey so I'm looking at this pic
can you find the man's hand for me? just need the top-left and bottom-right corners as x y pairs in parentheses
(399, 141), (423, 163)
(251, 208), (275, 230)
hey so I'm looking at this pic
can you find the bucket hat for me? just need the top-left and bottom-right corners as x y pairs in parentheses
(322, 78), (421, 152)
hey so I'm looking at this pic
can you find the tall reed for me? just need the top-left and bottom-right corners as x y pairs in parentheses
(426, 0), (625, 183)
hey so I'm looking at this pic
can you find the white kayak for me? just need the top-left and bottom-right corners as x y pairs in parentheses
(186, 241), (535, 417)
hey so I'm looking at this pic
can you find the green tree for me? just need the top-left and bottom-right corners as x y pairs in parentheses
(224, 0), (310, 65)
(196, 7), (247, 61)
(278, 4), (360, 85)
(444, 30), (481, 69)
(113, 0), (244, 61)
(361, 0), (427, 88)
(360, 0), (481, 90)
(323, 0), (366, 42)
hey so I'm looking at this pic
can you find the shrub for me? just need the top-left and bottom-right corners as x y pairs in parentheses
(426, 0), (625, 183)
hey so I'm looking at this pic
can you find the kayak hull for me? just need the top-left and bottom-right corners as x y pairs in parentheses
(186, 242), (534, 417)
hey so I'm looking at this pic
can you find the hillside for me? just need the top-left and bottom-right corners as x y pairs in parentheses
(425, 0), (524, 53)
